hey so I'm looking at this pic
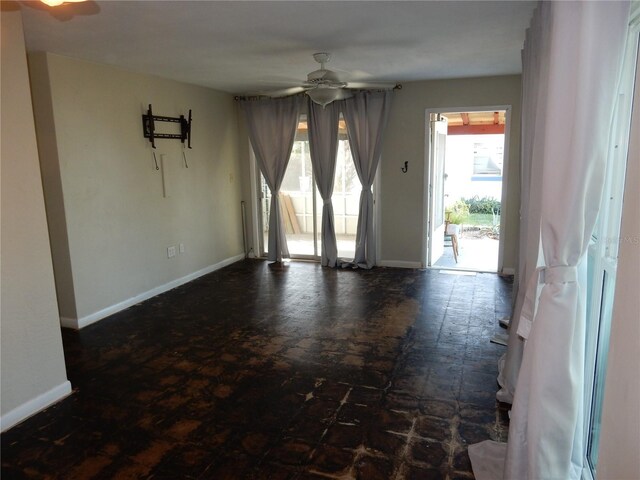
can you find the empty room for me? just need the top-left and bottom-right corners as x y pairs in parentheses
(1, 1), (638, 479)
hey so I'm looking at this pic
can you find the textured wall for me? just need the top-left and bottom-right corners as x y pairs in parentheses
(29, 53), (244, 324)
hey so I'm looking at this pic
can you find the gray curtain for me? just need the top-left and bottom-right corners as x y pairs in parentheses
(240, 96), (303, 262)
(307, 99), (340, 267)
(341, 91), (392, 269)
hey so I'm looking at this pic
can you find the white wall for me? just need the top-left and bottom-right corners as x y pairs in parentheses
(380, 75), (521, 270)
(29, 53), (245, 328)
(0, 10), (71, 429)
(597, 58), (640, 479)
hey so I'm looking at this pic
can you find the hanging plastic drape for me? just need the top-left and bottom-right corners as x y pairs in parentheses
(307, 99), (340, 267)
(341, 91), (392, 269)
(470, 2), (629, 479)
(240, 96), (303, 262)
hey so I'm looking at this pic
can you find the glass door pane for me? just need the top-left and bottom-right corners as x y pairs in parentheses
(260, 176), (271, 257)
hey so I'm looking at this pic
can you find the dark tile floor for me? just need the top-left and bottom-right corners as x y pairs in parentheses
(1, 260), (512, 480)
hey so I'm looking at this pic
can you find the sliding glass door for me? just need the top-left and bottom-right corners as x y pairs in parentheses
(260, 116), (322, 259)
(258, 114), (360, 261)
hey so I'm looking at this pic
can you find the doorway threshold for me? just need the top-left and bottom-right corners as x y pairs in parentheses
(435, 269), (477, 276)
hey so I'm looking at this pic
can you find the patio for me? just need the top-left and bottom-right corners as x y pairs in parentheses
(434, 229), (499, 272)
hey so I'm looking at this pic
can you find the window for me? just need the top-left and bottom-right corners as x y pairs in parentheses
(583, 23), (638, 479)
(472, 141), (503, 176)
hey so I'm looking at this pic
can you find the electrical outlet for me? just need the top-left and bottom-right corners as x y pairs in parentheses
(179, 243), (185, 254)
(167, 246), (176, 258)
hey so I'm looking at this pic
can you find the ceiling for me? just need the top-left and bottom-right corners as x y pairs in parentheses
(444, 111), (506, 127)
(19, 1), (537, 95)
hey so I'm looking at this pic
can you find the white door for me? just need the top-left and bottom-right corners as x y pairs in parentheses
(428, 115), (447, 266)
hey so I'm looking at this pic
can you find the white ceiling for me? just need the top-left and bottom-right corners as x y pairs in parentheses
(20, 0), (537, 95)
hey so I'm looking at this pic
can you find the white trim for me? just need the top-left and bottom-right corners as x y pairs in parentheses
(63, 254), (245, 330)
(375, 160), (382, 265)
(497, 106), (513, 273)
(60, 316), (78, 329)
(421, 109), (431, 268)
(377, 260), (423, 269)
(0, 381), (72, 432)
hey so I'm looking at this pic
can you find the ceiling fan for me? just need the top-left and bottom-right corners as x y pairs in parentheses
(264, 53), (400, 107)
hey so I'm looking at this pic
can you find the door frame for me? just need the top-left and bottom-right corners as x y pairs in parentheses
(426, 114), (448, 266)
(422, 105), (512, 271)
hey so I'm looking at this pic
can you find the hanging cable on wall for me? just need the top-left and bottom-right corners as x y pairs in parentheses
(152, 151), (159, 170)
(182, 146), (189, 168)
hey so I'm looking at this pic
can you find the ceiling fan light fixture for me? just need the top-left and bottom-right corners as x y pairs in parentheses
(307, 87), (340, 107)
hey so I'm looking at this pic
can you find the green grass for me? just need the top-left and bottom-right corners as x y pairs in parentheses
(464, 213), (498, 227)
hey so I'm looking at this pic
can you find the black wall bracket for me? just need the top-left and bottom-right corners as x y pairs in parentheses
(142, 104), (192, 149)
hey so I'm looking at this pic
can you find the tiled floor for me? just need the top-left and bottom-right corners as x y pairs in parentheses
(1, 260), (512, 479)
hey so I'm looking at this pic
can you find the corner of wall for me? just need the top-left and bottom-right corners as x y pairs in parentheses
(28, 52), (78, 321)
(1, 8), (70, 426)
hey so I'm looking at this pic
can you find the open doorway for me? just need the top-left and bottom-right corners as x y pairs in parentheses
(425, 107), (511, 272)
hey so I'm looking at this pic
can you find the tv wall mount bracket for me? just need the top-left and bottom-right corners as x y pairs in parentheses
(142, 104), (192, 149)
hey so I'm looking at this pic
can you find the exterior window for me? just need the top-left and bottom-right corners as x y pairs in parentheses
(583, 25), (638, 479)
(472, 142), (503, 175)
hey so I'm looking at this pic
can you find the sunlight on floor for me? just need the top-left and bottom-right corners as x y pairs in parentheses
(435, 236), (499, 272)
(263, 233), (356, 260)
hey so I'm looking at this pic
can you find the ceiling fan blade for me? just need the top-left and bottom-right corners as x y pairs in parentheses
(334, 90), (354, 101)
(255, 86), (307, 97)
(345, 82), (398, 90)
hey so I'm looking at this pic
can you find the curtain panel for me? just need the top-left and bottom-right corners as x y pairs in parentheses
(470, 2), (629, 479)
(341, 91), (392, 269)
(307, 99), (340, 267)
(496, 2), (549, 405)
(240, 96), (303, 262)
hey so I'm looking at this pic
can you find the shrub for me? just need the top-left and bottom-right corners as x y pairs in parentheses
(462, 196), (501, 214)
(445, 200), (470, 224)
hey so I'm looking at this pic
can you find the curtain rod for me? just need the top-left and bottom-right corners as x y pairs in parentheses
(234, 84), (402, 101)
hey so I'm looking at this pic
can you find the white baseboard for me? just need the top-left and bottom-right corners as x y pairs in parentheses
(0, 381), (72, 432)
(60, 316), (77, 328)
(377, 260), (423, 269)
(64, 253), (245, 330)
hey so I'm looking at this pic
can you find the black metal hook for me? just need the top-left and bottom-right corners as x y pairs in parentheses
(401, 161), (408, 173)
